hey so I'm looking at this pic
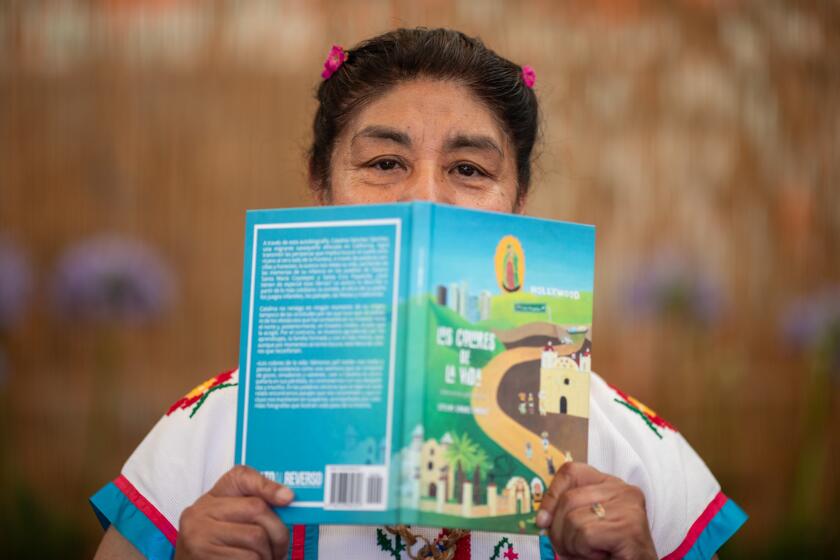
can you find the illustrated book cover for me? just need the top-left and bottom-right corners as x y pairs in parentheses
(235, 202), (595, 533)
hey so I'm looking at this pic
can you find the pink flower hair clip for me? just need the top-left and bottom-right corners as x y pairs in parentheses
(321, 45), (347, 79)
(521, 65), (536, 89)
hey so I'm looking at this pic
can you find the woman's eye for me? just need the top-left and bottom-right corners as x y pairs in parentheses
(371, 159), (400, 171)
(455, 163), (483, 177)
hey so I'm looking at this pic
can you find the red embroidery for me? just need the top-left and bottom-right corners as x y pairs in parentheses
(114, 475), (178, 546)
(608, 382), (677, 433)
(436, 529), (471, 560)
(453, 530), (471, 560)
(291, 525), (307, 560)
(662, 492), (728, 559)
(167, 369), (236, 417)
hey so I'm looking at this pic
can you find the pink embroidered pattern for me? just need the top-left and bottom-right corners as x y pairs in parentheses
(490, 537), (519, 560)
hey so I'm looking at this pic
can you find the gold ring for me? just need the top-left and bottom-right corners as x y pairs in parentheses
(591, 502), (606, 519)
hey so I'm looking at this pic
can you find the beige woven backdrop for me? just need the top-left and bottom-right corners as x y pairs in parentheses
(1, 1), (838, 557)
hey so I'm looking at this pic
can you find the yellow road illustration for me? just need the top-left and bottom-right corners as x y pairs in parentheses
(471, 346), (570, 485)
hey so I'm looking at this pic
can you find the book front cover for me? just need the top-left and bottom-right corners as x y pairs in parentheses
(397, 205), (595, 534)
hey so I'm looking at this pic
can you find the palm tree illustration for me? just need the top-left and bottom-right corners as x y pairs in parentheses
(445, 432), (491, 503)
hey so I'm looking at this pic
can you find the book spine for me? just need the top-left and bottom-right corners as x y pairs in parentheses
(235, 210), (257, 465)
(397, 202), (433, 525)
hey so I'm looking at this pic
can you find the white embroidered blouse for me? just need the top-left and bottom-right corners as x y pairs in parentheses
(91, 369), (746, 560)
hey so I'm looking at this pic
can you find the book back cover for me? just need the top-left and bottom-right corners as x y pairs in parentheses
(235, 204), (413, 526)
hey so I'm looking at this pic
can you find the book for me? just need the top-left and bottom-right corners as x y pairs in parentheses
(235, 202), (595, 533)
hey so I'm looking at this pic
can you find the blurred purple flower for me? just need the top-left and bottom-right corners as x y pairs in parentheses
(781, 287), (840, 379)
(0, 239), (33, 331)
(51, 235), (174, 324)
(626, 250), (724, 325)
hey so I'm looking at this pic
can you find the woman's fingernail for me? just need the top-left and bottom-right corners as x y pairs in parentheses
(536, 510), (551, 528)
(276, 487), (294, 503)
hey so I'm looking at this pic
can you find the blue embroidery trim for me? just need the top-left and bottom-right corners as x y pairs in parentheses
(683, 498), (748, 560)
(90, 482), (175, 560)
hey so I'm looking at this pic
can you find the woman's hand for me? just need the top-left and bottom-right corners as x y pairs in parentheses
(536, 462), (657, 560)
(175, 465), (294, 560)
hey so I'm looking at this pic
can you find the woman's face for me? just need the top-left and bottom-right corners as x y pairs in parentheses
(324, 79), (523, 213)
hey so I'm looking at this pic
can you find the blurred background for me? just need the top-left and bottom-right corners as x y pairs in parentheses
(1, 0), (838, 557)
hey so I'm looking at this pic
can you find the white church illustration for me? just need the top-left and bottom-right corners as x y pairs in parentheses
(538, 341), (590, 418)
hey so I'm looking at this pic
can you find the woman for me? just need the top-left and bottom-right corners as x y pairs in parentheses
(91, 28), (746, 560)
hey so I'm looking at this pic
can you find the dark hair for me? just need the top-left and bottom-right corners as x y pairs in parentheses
(308, 28), (539, 204)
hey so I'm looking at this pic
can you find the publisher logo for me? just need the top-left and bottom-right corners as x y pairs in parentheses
(282, 470), (323, 488)
(495, 235), (525, 293)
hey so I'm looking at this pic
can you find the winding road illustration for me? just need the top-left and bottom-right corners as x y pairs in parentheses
(470, 336), (589, 485)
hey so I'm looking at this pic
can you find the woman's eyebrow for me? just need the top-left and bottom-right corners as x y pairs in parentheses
(351, 125), (412, 147)
(444, 133), (503, 157)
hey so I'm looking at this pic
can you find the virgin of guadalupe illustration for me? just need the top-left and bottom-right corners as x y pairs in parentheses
(503, 243), (521, 292)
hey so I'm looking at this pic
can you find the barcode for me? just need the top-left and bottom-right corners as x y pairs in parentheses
(324, 466), (387, 510)
(366, 474), (383, 505)
(329, 471), (364, 505)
